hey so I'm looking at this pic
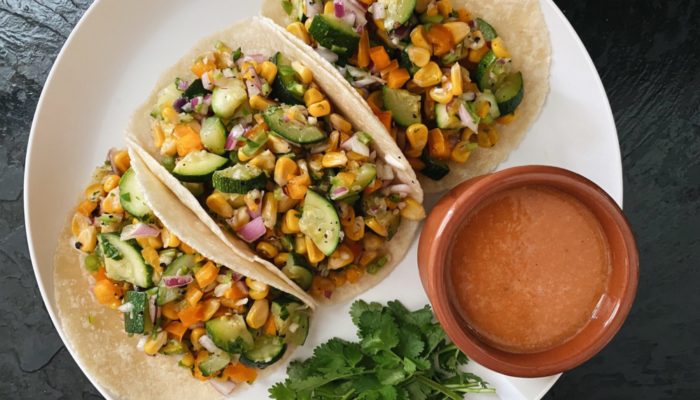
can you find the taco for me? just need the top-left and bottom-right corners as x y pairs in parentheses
(55, 148), (314, 399)
(262, 0), (551, 192)
(126, 17), (425, 303)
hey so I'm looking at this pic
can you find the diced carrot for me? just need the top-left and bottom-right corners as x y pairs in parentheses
(263, 315), (277, 336)
(76, 200), (97, 216)
(457, 8), (473, 22)
(374, 110), (393, 132)
(428, 128), (451, 159)
(178, 304), (205, 328)
(367, 90), (384, 113)
(497, 112), (516, 124)
(162, 302), (180, 320)
(223, 284), (247, 301)
(176, 131), (203, 157)
(426, 24), (455, 56)
(369, 46), (391, 71)
(195, 261), (219, 288)
(386, 68), (411, 89)
(92, 267), (108, 281)
(357, 29), (370, 68)
(379, 60), (399, 80)
(346, 266), (364, 283)
(165, 321), (188, 342)
(223, 363), (258, 383)
(185, 284), (204, 306)
(191, 59), (216, 78)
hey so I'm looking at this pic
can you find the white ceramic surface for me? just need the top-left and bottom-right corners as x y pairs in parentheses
(24, 0), (621, 399)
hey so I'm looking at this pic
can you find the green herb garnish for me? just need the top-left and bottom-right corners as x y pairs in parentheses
(269, 300), (495, 399)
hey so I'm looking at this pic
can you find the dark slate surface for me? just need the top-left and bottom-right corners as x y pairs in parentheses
(0, 0), (698, 399)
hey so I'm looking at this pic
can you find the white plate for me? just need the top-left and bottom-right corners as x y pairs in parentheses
(24, 0), (621, 399)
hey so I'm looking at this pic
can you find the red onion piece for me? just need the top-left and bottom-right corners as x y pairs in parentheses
(344, 0), (367, 28)
(247, 191), (264, 219)
(236, 217), (266, 243)
(331, 187), (350, 200)
(199, 335), (221, 354)
(340, 134), (370, 157)
(334, 0), (345, 17)
(225, 125), (245, 150)
(148, 295), (157, 324)
(236, 53), (266, 66)
(107, 148), (120, 174)
(458, 103), (479, 132)
(231, 271), (243, 282)
(235, 280), (249, 295)
(177, 79), (189, 91)
(172, 97), (188, 113)
(201, 72), (213, 90)
(203, 93), (212, 105)
(305, 0), (321, 18)
(210, 380), (237, 397)
(245, 68), (262, 98)
(323, 290), (333, 299)
(388, 184), (412, 194)
(120, 223), (161, 241)
(162, 275), (193, 288)
(368, 2), (385, 19)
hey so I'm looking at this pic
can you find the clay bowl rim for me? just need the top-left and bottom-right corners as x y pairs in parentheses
(418, 165), (639, 378)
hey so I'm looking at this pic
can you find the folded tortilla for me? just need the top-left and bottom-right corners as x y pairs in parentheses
(54, 151), (313, 400)
(127, 17), (423, 304)
(261, 0), (551, 192)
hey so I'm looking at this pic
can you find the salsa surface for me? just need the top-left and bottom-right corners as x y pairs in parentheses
(449, 185), (611, 353)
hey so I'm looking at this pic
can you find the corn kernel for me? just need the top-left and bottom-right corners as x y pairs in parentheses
(400, 198), (426, 220)
(405, 123), (429, 157)
(366, 218), (388, 237)
(249, 285), (270, 301)
(102, 174), (120, 193)
(141, 246), (160, 269)
(256, 241), (279, 259)
(249, 150), (276, 173)
(305, 236), (326, 263)
(491, 37), (511, 58)
(436, 0), (452, 16)
(323, 0), (335, 14)
(76, 200), (97, 216)
(281, 210), (301, 234)
(294, 235), (307, 255)
(450, 63), (463, 96)
(291, 61), (313, 84)
(286, 22), (310, 44)
(113, 150), (131, 173)
(190, 328), (206, 351)
(308, 100), (331, 117)
(412, 62), (443, 88)
(259, 61), (278, 83)
(321, 151), (348, 168)
(274, 252), (289, 267)
(443, 21), (470, 43)
(84, 183), (104, 202)
(477, 101), (491, 118)
(153, 124), (165, 148)
(249, 95), (274, 111)
(161, 227), (181, 248)
(497, 112), (516, 124)
(144, 331), (168, 355)
(410, 26), (432, 51)
(161, 105), (179, 124)
(246, 299), (270, 329)
(206, 192), (234, 218)
(76, 226), (97, 253)
(274, 156), (298, 186)
(101, 189), (123, 214)
(330, 113), (353, 134)
(304, 87), (325, 107)
(261, 192), (278, 228)
(328, 245), (354, 270)
(429, 86), (454, 104)
(407, 45), (431, 68)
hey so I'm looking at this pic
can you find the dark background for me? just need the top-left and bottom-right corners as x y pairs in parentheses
(1, 0), (698, 398)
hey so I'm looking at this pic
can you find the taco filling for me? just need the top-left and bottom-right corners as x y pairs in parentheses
(280, 0), (524, 180)
(70, 151), (311, 388)
(147, 42), (425, 300)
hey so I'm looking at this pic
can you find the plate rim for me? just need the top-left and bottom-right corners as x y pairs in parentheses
(22, 0), (622, 399)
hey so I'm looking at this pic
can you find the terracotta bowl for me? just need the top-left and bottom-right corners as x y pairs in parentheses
(417, 166), (638, 377)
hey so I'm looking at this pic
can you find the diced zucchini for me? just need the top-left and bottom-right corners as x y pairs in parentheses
(123, 291), (152, 334)
(362, 193), (401, 240)
(379, 0), (417, 28)
(271, 52), (306, 105)
(477, 18), (498, 41)
(494, 72), (524, 115)
(420, 154), (450, 181)
(435, 102), (463, 130)
(308, 14), (360, 59)
(156, 254), (195, 306)
(382, 87), (421, 127)
(282, 253), (313, 291)
(199, 350), (231, 377)
(119, 168), (151, 218)
(172, 150), (229, 183)
(299, 190), (341, 256)
(99, 233), (153, 288)
(475, 50), (497, 91)
(212, 164), (268, 194)
(329, 163), (377, 200)
(211, 79), (247, 119)
(205, 315), (254, 353)
(240, 335), (287, 369)
(183, 79), (206, 99)
(263, 107), (327, 144)
(200, 117), (227, 155)
(160, 339), (187, 355)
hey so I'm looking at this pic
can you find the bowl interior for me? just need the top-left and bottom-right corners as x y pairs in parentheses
(431, 167), (638, 377)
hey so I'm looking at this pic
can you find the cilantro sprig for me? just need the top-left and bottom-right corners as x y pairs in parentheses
(270, 300), (495, 400)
